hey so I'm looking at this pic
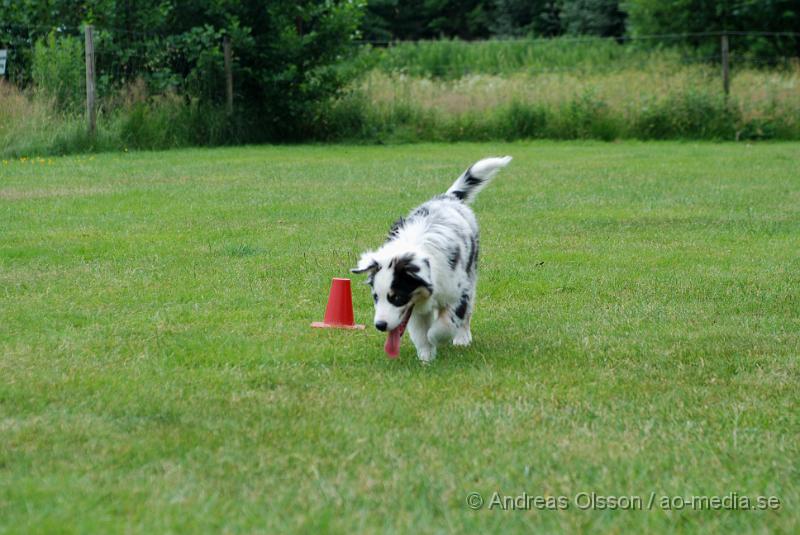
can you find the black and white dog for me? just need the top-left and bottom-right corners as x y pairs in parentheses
(351, 156), (512, 362)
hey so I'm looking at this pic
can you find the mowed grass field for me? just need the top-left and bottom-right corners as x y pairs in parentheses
(1, 142), (798, 533)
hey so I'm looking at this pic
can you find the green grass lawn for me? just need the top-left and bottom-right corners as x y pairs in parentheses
(1, 142), (798, 533)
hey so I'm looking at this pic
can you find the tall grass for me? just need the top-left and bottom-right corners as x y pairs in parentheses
(32, 33), (85, 112)
(2, 38), (800, 156)
(323, 38), (799, 142)
(354, 37), (701, 79)
(0, 81), (98, 156)
(0, 80), (252, 158)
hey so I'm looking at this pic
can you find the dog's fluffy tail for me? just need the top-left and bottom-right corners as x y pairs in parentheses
(446, 156), (512, 204)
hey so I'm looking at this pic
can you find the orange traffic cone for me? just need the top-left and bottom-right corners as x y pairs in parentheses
(311, 278), (365, 330)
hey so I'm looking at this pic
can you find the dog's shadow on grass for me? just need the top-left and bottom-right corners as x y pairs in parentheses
(385, 341), (498, 373)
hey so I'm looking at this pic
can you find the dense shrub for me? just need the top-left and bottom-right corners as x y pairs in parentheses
(633, 91), (738, 140)
(4, 1), (364, 141)
(364, 37), (671, 79)
(495, 101), (549, 140)
(31, 33), (85, 113)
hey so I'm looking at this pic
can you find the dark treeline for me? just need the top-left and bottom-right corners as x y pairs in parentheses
(362, 0), (623, 40)
(361, 0), (800, 57)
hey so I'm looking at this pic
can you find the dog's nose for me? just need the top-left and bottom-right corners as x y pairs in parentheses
(375, 321), (388, 332)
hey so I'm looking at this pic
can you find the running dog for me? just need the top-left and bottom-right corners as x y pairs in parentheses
(351, 156), (512, 362)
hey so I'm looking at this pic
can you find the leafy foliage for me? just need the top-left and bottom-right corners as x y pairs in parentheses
(359, 0), (798, 61)
(360, 1), (628, 40)
(560, 0), (626, 37)
(625, 0), (800, 59)
(491, 0), (563, 38)
(360, 0), (494, 41)
(360, 36), (660, 78)
(31, 33), (85, 112)
(2, 0), (365, 139)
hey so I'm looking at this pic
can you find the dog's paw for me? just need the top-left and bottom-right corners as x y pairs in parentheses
(427, 323), (454, 346)
(453, 329), (472, 347)
(417, 347), (436, 364)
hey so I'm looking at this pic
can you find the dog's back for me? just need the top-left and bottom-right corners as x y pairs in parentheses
(387, 156), (512, 265)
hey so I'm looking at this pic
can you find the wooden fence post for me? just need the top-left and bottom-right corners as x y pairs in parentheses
(84, 25), (96, 135)
(721, 33), (730, 98)
(223, 36), (233, 116)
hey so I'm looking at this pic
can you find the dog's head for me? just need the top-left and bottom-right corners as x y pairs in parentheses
(351, 251), (432, 331)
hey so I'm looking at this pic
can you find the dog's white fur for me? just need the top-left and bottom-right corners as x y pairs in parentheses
(352, 156), (512, 362)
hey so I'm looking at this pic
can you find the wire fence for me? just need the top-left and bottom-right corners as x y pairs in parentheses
(354, 29), (800, 46)
(344, 31), (799, 93)
(2, 25), (798, 83)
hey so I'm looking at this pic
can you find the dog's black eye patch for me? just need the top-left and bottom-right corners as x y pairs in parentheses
(387, 292), (407, 307)
(383, 253), (432, 308)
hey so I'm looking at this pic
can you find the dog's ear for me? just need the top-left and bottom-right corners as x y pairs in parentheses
(393, 254), (432, 295)
(351, 252), (379, 275)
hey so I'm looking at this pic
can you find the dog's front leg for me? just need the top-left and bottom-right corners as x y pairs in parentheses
(428, 308), (457, 347)
(408, 310), (436, 363)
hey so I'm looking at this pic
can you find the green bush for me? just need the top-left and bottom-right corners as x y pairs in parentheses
(494, 101), (548, 140)
(633, 91), (738, 140)
(308, 87), (798, 144)
(358, 37), (687, 79)
(443, 111), (500, 142)
(315, 92), (377, 141)
(118, 97), (239, 150)
(32, 33), (85, 113)
(547, 92), (618, 140)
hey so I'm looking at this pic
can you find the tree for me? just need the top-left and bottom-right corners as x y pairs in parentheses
(492, 0), (562, 37)
(361, 0), (493, 41)
(625, 0), (800, 59)
(0, 1), (366, 139)
(560, 0), (626, 37)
